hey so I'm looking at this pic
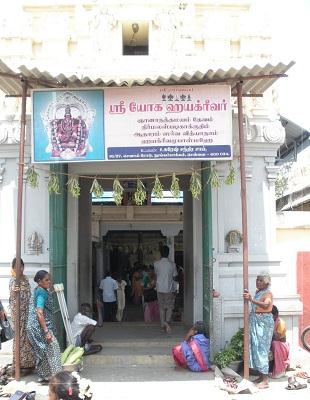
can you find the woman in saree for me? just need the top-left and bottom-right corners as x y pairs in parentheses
(172, 321), (210, 372)
(9, 258), (35, 373)
(243, 272), (274, 389)
(143, 270), (160, 323)
(27, 270), (62, 383)
(270, 305), (290, 378)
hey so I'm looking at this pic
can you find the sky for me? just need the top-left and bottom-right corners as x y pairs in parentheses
(270, 0), (310, 130)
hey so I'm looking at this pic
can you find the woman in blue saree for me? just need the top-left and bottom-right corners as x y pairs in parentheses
(27, 270), (62, 383)
(243, 272), (274, 389)
(172, 321), (210, 372)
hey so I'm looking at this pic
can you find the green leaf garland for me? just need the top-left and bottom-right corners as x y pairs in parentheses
(224, 163), (236, 185)
(113, 178), (124, 206)
(134, 178), (147, 205)
(210, 166), (221, 188)
(90, 178), (104, 198)
(67, 176), (81, 198)
(26, 165), (39, 188)
(48, 174), (60, 195)
(152, 174), (164, 199)
(189, 170), (201, 199)
(170, 173), (180, 198)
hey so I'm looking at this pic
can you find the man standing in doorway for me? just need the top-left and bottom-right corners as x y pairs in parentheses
(154, 245), (178, 334)
(99, 271), (118, 322)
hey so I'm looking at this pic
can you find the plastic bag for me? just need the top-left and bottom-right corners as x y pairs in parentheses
(214, 366), (258, 394)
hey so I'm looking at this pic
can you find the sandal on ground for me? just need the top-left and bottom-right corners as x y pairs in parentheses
(84, 344), (103, 356)
(295, 371), (309, 379)
(286, 377), (307, 390)
(37, 377), (49, 385)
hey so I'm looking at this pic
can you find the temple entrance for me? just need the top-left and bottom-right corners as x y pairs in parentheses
(89, 179), (185, 321)
(66, 160), (209, 328)
(92, 230), (184, 322)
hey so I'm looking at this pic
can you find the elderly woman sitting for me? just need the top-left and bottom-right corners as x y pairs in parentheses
(172, 321), (210, 372)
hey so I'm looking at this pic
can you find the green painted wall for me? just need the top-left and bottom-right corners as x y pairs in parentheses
(202, 161), (213, 336)
(49, 164), (68, 350)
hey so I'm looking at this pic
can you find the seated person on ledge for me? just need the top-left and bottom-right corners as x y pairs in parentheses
(71, 304), (97, 352)
(172, 321), (210, 372)
(270, 305), (290, 378)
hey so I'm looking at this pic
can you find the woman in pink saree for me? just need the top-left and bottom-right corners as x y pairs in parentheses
(172, 321), (210, 372)
(270, 306), (290, 378)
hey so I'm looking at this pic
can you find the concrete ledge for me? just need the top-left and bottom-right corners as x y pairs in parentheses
(84, 354), (173, 366)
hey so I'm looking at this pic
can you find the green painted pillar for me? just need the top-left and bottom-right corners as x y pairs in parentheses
(202, 161), (213, 336)
(49, 163), (68, 349)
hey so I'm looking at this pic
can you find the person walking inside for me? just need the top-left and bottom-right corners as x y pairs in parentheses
(154, 245), (177, 334)
(116, 276), (127, 322)
(27, 270), (62, 383)
(243, 272), (274, 389)
(99, 271), (118, 322)
(9, 257), (35, 374)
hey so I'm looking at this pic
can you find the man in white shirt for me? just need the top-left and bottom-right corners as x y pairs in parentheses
(71, 304), (97, 347)
(99, 271), (118, 322)
(154, 245), (178, 334)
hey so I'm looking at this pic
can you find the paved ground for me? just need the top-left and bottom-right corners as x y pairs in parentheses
(1, 323), (310, 400)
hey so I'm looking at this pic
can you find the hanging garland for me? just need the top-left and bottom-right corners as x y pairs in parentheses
(26, 166), (39, 188)
(113, 178), (124, 206)
(152, 174), (164, 199)
(170, 172), (180, 198)
(48, 174), (60, 194)
(25, 161), (238, 204)
(189, 170), (202, 199)
(90, 178), (104, 198)
(224, 163), (236, 185)
(134, 178), (147, 205)
(67, 176), (81, 198)
(210, 166), (221, 188)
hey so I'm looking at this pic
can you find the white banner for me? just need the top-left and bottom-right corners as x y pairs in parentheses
(105, 84), (232, 161)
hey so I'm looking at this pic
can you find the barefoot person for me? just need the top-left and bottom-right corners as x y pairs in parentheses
(9, 258), (35, 374)
(27, 270), (62, 383)
(243, 272), (274, 389)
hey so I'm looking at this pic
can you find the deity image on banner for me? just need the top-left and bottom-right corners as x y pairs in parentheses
(32, 90), (105, 163)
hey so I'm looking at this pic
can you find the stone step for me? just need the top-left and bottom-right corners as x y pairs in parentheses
(83, 354), (173, 367)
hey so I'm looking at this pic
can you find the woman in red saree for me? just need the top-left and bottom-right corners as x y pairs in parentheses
(270, 305), (290, 378)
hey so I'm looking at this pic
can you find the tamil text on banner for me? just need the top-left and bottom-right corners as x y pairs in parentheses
(105, 84), (232, 161)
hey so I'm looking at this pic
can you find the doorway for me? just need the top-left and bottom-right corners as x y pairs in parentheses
(66, 161), (207, 327)
(92, 230), (184, 322)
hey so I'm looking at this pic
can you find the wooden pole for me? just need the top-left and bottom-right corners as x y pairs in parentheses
(236, 81), (249, 379)
(14, 79), (28, 381)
